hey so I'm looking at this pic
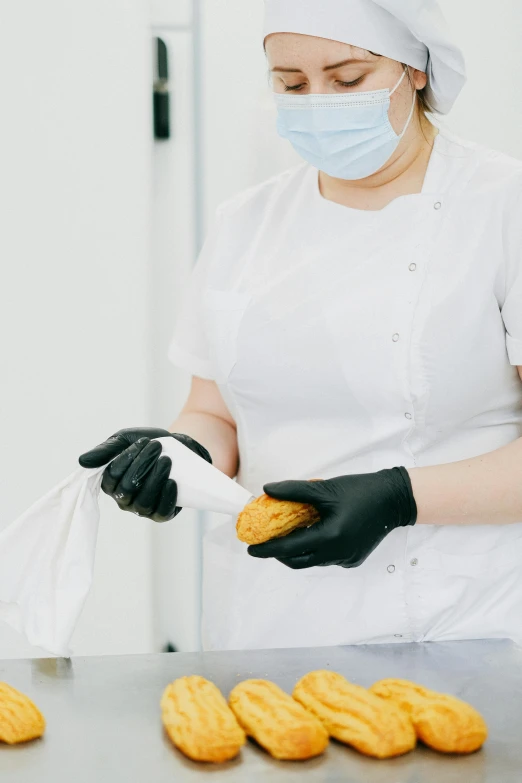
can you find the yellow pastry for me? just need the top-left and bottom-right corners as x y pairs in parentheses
(236, 491), (321, 545)
(161, 676), (246, 763)
(370, 678), (487, 754)
(229, 679), (329, 760)
(293, 670), (416, 759)
(0, 682), (46, 744)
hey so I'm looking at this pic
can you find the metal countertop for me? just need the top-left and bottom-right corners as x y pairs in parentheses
(0, 639), (520, 782)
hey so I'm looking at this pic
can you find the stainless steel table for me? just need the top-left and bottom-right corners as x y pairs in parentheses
(0, 639), (520, 782)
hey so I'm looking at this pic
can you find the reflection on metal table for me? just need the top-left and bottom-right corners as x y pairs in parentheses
(0, 639), (520, 782)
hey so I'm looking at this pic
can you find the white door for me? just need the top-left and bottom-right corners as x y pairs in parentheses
(149, 25), (204, 652)
(0, 0), (154, 657)
(151, 0), (192, 27)
(149, 0), (300, 652)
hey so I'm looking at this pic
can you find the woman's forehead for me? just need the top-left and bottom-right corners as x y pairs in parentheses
(265, 34), (380, 65)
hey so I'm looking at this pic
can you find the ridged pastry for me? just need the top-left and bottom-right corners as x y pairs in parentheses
(370, 678), (487, 754)
(0, 682), (46, 744)
(229, 679), (329, 760)
(161, 676), (246, 763)
(236, 491), (321, 545)
(293, 670), (416, 759)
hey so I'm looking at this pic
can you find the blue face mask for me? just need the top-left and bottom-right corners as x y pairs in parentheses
(275, 70), (416, 181)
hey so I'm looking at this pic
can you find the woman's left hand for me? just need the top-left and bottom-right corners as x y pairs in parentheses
(247, 467), (417, 569)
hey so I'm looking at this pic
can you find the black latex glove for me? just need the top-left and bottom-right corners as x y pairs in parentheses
(248, 467), (417, 569)
(79, 428), (212, 522)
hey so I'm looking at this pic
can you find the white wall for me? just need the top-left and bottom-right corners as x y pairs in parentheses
(439, 0), (522, 156)
(0, 0), (155, 656)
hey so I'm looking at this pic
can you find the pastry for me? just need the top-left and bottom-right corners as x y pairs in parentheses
(370, 678), (487, 754)
(229, 679), (329, 760)
(0, 682), (46, 744)
(293, 670), (416, 759)
(236, 490), (321, 545)
(161, 676), (246, 763)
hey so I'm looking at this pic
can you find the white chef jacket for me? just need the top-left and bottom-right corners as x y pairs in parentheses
(169, 128), (522, 651)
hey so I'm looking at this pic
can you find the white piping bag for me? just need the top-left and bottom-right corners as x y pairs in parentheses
(0, 437), (254, 657)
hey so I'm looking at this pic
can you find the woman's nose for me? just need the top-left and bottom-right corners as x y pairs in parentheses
(308, 80), (337, 94)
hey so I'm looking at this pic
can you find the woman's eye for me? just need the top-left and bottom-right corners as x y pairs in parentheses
(283, 77), (364, 92)
(337, 77), (364, 88)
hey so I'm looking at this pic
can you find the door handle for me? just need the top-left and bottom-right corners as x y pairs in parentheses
(153, 37), (170, 140)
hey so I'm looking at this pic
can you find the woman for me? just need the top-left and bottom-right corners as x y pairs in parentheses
(80, 0), (522, 651)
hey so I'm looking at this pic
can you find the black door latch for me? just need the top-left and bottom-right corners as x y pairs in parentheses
(153, 37), (170, 140)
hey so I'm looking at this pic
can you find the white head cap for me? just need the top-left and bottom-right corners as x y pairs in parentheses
(263, 0), (466, 114)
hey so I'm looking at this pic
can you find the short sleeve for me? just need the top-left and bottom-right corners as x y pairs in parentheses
(167, 209), (224, 380)
(501, 182), (522, 366)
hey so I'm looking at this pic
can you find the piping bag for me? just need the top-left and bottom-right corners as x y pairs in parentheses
(0, 437), (254, 657)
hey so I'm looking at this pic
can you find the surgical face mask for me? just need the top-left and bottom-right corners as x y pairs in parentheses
(275, 69), (417, 181)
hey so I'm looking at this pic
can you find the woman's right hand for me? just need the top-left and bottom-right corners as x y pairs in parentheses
(79, 427), (212, 522)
